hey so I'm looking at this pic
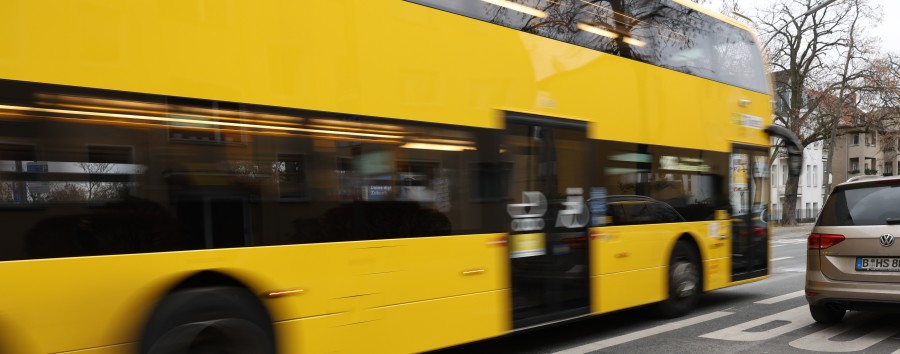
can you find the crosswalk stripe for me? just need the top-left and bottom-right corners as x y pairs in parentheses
(754, 290), (804, 304)
(772, 239), (806, 248)
(553, 311), (733, 353)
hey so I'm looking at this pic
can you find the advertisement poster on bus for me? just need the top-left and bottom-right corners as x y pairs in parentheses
(731, 154), (750, 214)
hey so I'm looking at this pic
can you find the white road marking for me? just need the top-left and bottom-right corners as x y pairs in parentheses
(700, 306), (814, 341)
(553, 311), (733, 354)
(771, 257), (794, 262)
(754, 290), (805, 304)
(789, 315), (900, 352)
(772, 238), (807, 245)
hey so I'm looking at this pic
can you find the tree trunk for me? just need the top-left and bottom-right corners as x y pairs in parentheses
(822, 0), (859, 198)
(781, 172), (800, 226)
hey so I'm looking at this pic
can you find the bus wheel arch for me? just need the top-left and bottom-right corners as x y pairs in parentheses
(139, 271), (276, 354)
(657, 235), (702, 318)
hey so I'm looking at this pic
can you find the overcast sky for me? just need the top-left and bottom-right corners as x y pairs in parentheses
(703, 0), (900, 55)
(871, 0), (900, 54)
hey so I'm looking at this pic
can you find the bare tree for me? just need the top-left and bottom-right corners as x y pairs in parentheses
(77, 162), (127, 200)
(756, 0), (876, 225)
(820, 0), (868, 198)
(858, 56), (900, 121)
(694, 0), (743, 21)
(47, 183), (87, 202)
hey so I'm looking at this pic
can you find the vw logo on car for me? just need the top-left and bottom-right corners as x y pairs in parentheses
(881, 234), (895, 247)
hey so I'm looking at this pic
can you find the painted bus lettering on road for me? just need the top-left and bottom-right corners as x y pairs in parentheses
(701, 304), (900, 352)
(700, 306), (814, 342)
(789, 313), (900, 352)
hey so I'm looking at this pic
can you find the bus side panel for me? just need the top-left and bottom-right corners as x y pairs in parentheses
(349, 234), (510, 352)
(592, 226), (666, 274)
(529, 46), (646, 145)
(274, 314), (344, 354)
(272, 234), (510, 354)
(590, 222), (730, 313)
(592, 268), (667, 314)
(704, 218), (733, 291)
(704, 257), (733, 291)
(589, 224), (669, 313)
(355, 290), (509, 353)
(713, 84), (773, 147)
(0, 243), (361, 353)
(350, 234), (509, 307)
(643, 71), (719, 152)
(1, 234), (509, 354)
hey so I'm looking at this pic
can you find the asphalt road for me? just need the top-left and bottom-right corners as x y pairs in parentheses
(432, 225), (900, 354)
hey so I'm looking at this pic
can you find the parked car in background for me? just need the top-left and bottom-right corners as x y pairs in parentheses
(605, 195), (686, 226)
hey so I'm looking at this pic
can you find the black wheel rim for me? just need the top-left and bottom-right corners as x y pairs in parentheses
(672, 260), (698, 299)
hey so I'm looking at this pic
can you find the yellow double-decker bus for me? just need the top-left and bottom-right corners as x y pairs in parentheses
(0, 0), (802, 353)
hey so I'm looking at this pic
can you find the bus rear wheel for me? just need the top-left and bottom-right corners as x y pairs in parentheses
(657, 241), (700, 318)
(140, 286), (275, 354)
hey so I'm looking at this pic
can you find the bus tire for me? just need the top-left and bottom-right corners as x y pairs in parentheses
(140, 286), (275, 354)
(657, 241), (700, 318)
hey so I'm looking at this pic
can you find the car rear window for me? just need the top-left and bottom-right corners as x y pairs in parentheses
(817, 184), (900, 226)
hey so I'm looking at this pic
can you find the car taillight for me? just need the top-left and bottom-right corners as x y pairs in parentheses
(752, 227), (766, 238)
(808, 233), (845, 249)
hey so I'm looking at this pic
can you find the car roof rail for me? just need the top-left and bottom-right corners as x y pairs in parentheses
(846, 175), (883, 183)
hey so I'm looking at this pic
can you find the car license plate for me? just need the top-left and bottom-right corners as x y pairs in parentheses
(856, 257), (900, 271)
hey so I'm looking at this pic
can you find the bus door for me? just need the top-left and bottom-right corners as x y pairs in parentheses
(730, 146), (770, 281)
(505, 114), (591, 328)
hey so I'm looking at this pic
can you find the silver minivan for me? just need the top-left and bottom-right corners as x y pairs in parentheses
(805, 175), (900, 323)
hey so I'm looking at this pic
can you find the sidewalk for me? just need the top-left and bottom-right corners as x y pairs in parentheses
(772, 223), (814, 239)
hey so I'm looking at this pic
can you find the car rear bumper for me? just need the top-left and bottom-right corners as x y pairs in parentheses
(806, 270), (900, 309)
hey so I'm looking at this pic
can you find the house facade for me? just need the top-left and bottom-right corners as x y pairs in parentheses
(770, 140), (824, 223)
(830, 123), (900, 183)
